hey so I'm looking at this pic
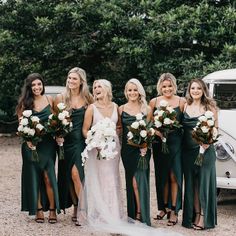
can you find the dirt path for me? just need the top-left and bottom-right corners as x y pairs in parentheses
(0, 136), (236, 236)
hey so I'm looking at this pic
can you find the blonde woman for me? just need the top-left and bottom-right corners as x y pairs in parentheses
(182, 78), (217, 230)
(119, 78), (152, 226)
(149, 73), (185, 226)
(54, 67), (93, 222)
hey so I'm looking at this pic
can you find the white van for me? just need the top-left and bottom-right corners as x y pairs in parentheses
(203, 69), (236, 193)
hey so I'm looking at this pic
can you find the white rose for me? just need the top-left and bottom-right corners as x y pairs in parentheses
(205, 110), (214, 119)
(139, 120), (146, 126)
(198, 116), (207, 122)
(149, 128), (155, 136)
(159, 100), (168, 107)
(154, 120), (162, 128)
(136, 113), (143, 121)
(131, 121), (139, 129)
(163, 118), (172, 125)
(22, 110), (32, 117)
(104, 128), (116, 137)
(207, 119), (214, 127)
(140, 130), (147, 138)
(201, 126), (209, 133)
(36, 123), (44, 131)
(23, 127), (30, 134)
(57, 102), (66, 110)
(20, 118), (28, 126)
(58, 112), (66, 121)
(49, 114), (53, 119)
(212, 127), (218, 140)
(166, 106), (174, 114)
(127, 131), (133, 140)
(31, 116), (40, 123)
(62, 119), (69, 126)
(28, 128), (35, 136)
(157, 110), (164, 116)
(62, 110), (69, 117)
(17, 125), (24, 132)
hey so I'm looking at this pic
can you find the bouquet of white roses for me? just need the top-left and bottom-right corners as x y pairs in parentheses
(17, 110), (45, 161)
(153, 100), (182, 154)
(127, 113), (155, 170)
(46, 102), (73, 160)
(81, 117), (118, 165)
(192, 110), (219, 166)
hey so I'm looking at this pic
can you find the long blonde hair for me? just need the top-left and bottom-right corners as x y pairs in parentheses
(124, 78), (148, 115)
(64, 67), (93, 108)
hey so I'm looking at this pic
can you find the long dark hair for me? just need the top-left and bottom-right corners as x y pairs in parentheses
(16, 73), (45, 116)
(186, 78), (217, 110)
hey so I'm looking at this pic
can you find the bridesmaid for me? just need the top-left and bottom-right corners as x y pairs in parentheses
(119, 78), (152, 226)
(16, 73), (60, 223)
(54, 67), (93, 222)
(182, 78), (217, 230)
(149, 73), (185, 226)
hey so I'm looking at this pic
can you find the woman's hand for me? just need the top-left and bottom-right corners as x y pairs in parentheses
(155, 130), (163, 139)
(26, 141), (36, 150)
(202, 144), (210, 150)
(140, 147), (147, 157)
(56, 137), (64, 146)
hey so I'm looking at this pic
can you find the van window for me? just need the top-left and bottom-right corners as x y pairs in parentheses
(213, 84), (236, 109)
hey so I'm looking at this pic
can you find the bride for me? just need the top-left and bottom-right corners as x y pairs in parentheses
(77, 79), (182, 236)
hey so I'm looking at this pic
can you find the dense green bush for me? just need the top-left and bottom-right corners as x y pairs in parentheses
(0, 0), (235, 121)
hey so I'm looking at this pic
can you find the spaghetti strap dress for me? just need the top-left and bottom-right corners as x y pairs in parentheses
(121, 111), (151, 226)
(182, 112), (217, 229)
(58, 106), (86, 210)
(21, 104), (60, 215)
(152, 104), (183, 214)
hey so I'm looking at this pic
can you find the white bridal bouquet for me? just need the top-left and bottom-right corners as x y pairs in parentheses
(17, 110), (45, 161)
(46, 102), (73, 160)
(127, 113), (155, 170)
(153, 100), (182, 154)
(192, 110), (219, 166)
(81, 117), (118, 165)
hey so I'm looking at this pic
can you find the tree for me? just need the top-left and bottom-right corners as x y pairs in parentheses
(0, 0), (235, 120)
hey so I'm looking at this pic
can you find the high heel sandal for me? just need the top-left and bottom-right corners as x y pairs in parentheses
(167, 206), (178, 226)
(136, 212), (142, 221)
(72, 204), (78, 222)
(35, 208), (45, 223)
(193, 213), (205, 230)
(154, 204), (170, 220)
(48, 208), (57, 224)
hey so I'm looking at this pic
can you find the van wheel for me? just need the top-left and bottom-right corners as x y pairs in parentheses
(217, 188), (221, 196)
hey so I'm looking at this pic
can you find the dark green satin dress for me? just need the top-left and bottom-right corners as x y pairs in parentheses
(182, 112), (217, 229)
(121, 111), (151, 226)
(58, 107), (85, 210)
(152, 107), (183, 214)
(21, 105), (60, 215)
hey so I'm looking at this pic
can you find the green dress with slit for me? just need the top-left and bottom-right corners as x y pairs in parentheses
(152, 107), (183, 214)
(58, 107), (85, 210)
(21, 105), (60, 215)
(121, 111), (151, 226)
(182, 112), (217, 229)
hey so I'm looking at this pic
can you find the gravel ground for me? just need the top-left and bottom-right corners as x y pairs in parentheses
(0, 135), (236, 236)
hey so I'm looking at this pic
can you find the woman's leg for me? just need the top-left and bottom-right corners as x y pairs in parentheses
(167, 171), (178, 225)
(35, 191), (44, 223)
(157, 181), (169, 218)
(43, 171), (57, 223)
(132, 177), (141, 220)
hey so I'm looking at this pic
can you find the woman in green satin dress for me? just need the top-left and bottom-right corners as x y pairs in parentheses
(149, 73), (185, 226)
(54, 67), (93, 222)
(182, 78), (217, 230)
(16, 73), (60, 223)
(119, 78), (152, 226)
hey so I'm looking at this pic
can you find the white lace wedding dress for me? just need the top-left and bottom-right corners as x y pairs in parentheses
(77, 103), (182, 236)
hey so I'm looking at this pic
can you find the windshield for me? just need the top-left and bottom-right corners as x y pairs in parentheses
(213, 83), (236, 109)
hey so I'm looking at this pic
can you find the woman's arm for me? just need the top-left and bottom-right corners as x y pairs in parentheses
(82, 105), (93, 138)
